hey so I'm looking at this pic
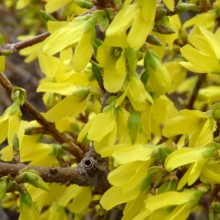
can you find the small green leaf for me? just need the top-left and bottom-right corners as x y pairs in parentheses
(128, 111), (141, 143)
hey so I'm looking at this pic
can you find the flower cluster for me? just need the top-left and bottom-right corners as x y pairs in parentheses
(1, 0), (220, 219)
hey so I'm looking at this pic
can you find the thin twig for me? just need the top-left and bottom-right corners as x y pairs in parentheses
(186, 74), (206, 109)
(0, 6), (97, 56)
(0, 162), (87, 186)
(0, 157), (110, 191)
(0, 72), (84, 161)
(0, 32), (50, 55)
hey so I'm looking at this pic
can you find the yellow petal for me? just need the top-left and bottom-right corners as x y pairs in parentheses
(67, 187), (92, 213)
(100, 186), (139, 210)
(200, 165), (220, 184)
(7, 114), (20, 146)
(56, 185), (80, 206)
(0, 56), (5, 72)
(108, 161), (143, 186)
(43, 20), (84, 55)
(103, 65), (127, 93)
(37, 82), (88, 96)
(127, 0), (156, 49)
(106, 3), (138, 36)
(112, 144), (153, 164)
(163, 0), (175, 11)
(164, 203), (193, 220)
(180, 45), (220, 73)
(165, 147), (213, 171)
(87, 110), (116, 141)
(145, 190), (198, 211)
(127, 12), (153, 49)
(38, 52), (59, 77)
(43, 93), (88, 122)
(16, 0), (30, 9)
(45, 0), (72, 13)
(72, 26), (95, 72)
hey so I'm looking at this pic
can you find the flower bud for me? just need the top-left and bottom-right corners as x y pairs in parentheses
(144, 51), (172, 95)
(17, 171), (50, 191)
(0, 177), (9, 201)
(176, 2), (198, 13)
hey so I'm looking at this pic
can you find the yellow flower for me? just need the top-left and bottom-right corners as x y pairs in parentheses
(78, 107), (117, 143)
(163, 109), (215, 147)
(40, 202), (68, 220)
(0, 55), (5, 72)
(0, 103), (21, 147)
(97, 34), (128, 93)
(144, 50), (172, 95)
(200, 161), (220, 184)
(100, 144), (155, 210)
(165, 146), (214, 189)
(42, 92), (88, 123)
(37, 48), (91, 96)
(183, 10), (216, 30)
(20, 135), (58, 166)
(106, 0), (156, 49)
(127, 74), (153, 110)
(43, 15), (95, 69)
(133, 190), (202, 220)
(16, 0), (30, 9)
(45, 0), (72, 13)
(141, 95), (178, 138)
(72, 17), (95, 72)
(164, 60), (187, 92)
(19, 192), (40, 220)
(163, 0), (175, 11)
(198, 86), (220, 103)
(180, 26), (220, 74)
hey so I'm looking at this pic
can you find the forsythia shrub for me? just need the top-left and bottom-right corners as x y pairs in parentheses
(1, 0), (220, 219)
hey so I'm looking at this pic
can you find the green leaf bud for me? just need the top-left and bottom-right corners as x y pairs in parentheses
(40, 10), (56, 21)
(17, 171), (50, 191)
(128, 111), (141, 144)
(74, 0), (93, 9)
(176, 2), (198, 13)
(125, 47), (137, 74)
(11, 87), (26, 105)
(146, 34), (163, 46)
(0, 177), (9, 201)
(154, 24), (175, 34)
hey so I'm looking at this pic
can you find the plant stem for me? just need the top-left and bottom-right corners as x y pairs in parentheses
(0, 162), (87, 186)
(186, 74), (206, 109)
(0, 32), (50, 55)
(0, 72), (84, 161)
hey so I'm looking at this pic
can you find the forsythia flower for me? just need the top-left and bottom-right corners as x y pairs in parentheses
(115, 73), (153, 111)
(0, 55), (5, 72)
(183, 10), (216, 30)
(78, 106), (117, 152)
(19, 192), (40, 220)
(43, 16), (95, 71)
(163, 109), (216, 147)
(100, 144), (154, 210)
(180, 26), (220, 74)
(133, 190), (203, 220)
(163, 0), (175, 11)
(106, 0), (156, 49)
(165, 146), (215, 189)
(40, 203), (68, 220)
(144, 50), (172, 95)
(44, 0), (72, 13)
(200, 161), (220, 184)
(0, 103), (21, 147)
(198, 86), (220, 103)
(16, 0), (30, 9)
(97, 34), (128, 93)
